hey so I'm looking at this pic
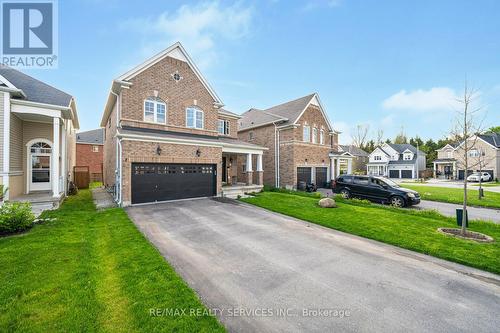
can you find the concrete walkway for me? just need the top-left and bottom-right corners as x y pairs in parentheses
(415, 200), (500, 224)
(127, 199), (500, 333)
(91, 187), (117, 210)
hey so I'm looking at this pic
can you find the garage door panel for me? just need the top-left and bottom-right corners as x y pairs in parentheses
(315, 167), (328, 188)
(297, 167), (312, 185)
(132, 163), (216, 204)
(389, 170), (400, 178)
(401, 170), (413, 178)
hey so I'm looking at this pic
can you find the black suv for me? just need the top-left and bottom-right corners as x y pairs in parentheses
(331, 175), (420, 207)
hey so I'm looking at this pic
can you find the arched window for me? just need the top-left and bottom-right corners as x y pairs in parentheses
(186, 107), (204, 129)
(144, 97), (167, 124)
(30, 142), (52, 154)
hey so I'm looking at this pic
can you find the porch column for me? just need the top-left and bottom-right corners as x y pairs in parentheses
(255, 153), (263, 185)
(330, 158), (335, 180)
(433, 162), (436, 178)
(61, 120), (67, 194)
(452, 161), (457, 179)
(245, 153), (253, 185)
(3, 92), (10, 200)
(347, 158), (352, 174)
(52, 117), (60, 197)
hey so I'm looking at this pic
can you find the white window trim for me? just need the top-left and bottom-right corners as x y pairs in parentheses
(303, 125), (311, 142)
(186, 107), (204, 129)
(143, 99), (167, 124)
(320, 129), (324, 145)
(218, 119), (230, 136)
(92, 145), (99, 152)
(312, 128), (318, 144)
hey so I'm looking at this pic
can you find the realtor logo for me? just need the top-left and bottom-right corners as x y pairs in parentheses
(1, 0), (58, 68)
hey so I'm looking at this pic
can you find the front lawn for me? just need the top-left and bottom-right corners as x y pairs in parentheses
(241, 192), (500, 274)
(402, 184), (500, 209)
(0, 190), (224, 332)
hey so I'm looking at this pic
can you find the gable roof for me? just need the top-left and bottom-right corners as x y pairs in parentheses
(117, 42), (222, 105)
(386, 143), (426, 155)
(339, 145), (369, 157)
(76, 128), (104, 145)
(0, 65), (73, 107)
(101, 42), (223, 127)
(238, 93), (334, 132)
(239, 108), (287, 130)
(479, 132), (500, 148)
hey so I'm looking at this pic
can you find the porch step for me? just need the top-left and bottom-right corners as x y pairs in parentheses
(221, 185), (263, 199)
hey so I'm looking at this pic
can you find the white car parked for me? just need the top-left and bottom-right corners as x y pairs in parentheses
(467, 172), (492, 182)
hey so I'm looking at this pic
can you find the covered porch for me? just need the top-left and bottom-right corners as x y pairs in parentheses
(4, 100), (75, 201)
(220, 142), (266, 198)
(329, 151), (353, 180)
(433, 158), (457, 179)
(367, 163), (388, 176)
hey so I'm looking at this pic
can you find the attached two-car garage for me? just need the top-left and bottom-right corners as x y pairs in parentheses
(131, 163), (216, 204)
(388, 169), (413, 179)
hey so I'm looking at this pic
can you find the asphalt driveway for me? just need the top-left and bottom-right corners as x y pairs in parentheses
(127, 199), (500, 333)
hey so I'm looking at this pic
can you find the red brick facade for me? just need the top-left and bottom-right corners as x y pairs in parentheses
(239, 103), (339, 189)
(76, 143), (103, 174)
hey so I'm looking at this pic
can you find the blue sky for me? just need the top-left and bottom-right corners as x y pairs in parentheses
(26, 0), (500, 144)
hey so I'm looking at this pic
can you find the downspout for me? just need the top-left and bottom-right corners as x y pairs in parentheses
(273, 121), (281, 188)
(110, 90), (122, 205)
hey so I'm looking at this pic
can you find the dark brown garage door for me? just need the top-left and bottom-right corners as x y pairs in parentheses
(131, 163), (216, 204)
(315, 167), (328, 188)
(297, 167), (312, 185)
(401, 170), (413, 178)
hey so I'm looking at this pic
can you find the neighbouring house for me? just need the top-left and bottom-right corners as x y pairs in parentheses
(366, 143), (426, 179)
(0, 66), (79, 206)
(101, 42), (267, 206)
(76, 128), (104, 182)
(339, 145), (369, 174)
(433, 132), (500, 180)
(237, 93), (353, 189)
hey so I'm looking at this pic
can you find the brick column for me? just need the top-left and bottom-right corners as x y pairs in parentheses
(246, 171), (254, 185)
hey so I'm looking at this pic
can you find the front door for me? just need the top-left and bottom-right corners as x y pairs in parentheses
(30, 155), (51, 191)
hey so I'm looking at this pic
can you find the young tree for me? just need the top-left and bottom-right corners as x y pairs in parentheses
(376, 129), (384, 145)
(351, 124), (369, 148)
(394, 127), (408, 144)
(451, 81), (484, 235)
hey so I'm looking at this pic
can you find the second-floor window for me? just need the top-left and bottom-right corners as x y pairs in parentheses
(447, 150), (452, 158)
(374, 155), (382, 161)
(320, 129), (324, 145)
(303, 125), (310, 142)
(403, 153), (412, 160)
(144, 98), (166, 124)
(186, 107), (204, 129)
(92, 145), (99, 152)
(468, 149), (480, 157)
(218, 119), (230, 135)
(312, 128), (318, 143)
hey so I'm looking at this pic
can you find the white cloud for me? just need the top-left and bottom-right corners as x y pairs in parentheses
(382, 87), (461, 112)
(120, 1), (253, 70)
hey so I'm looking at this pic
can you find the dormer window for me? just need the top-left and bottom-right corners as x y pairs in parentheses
(403, 153), (413, 160)
(144, 97), (166, 124)
(186, 107), (204, 129)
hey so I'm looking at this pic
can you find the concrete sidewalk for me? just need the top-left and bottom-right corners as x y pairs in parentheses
(91, 187), (117, 210)
(415, 200), (500, 224)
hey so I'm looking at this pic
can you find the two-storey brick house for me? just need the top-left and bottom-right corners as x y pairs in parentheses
(434, 133), (500, 180)
(101, 42), (266, 206)
(237, 93), (352, 189)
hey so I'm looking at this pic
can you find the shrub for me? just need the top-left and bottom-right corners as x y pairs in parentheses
(0, 202), (36, 235)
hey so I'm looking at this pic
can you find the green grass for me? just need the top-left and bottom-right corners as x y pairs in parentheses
(89, 181), (103, 189)
(401, 184), (500, 209)
(0, 190), (225, 332)
(241, 192), (500, 274)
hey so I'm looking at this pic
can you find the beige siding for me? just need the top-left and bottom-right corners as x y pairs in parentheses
(10, 114), (23, 171)
(8, 175), (23, 198)
(0, 91), (4, 170)
(22, 121), (53, 192)
(66, 120), (76, 181)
